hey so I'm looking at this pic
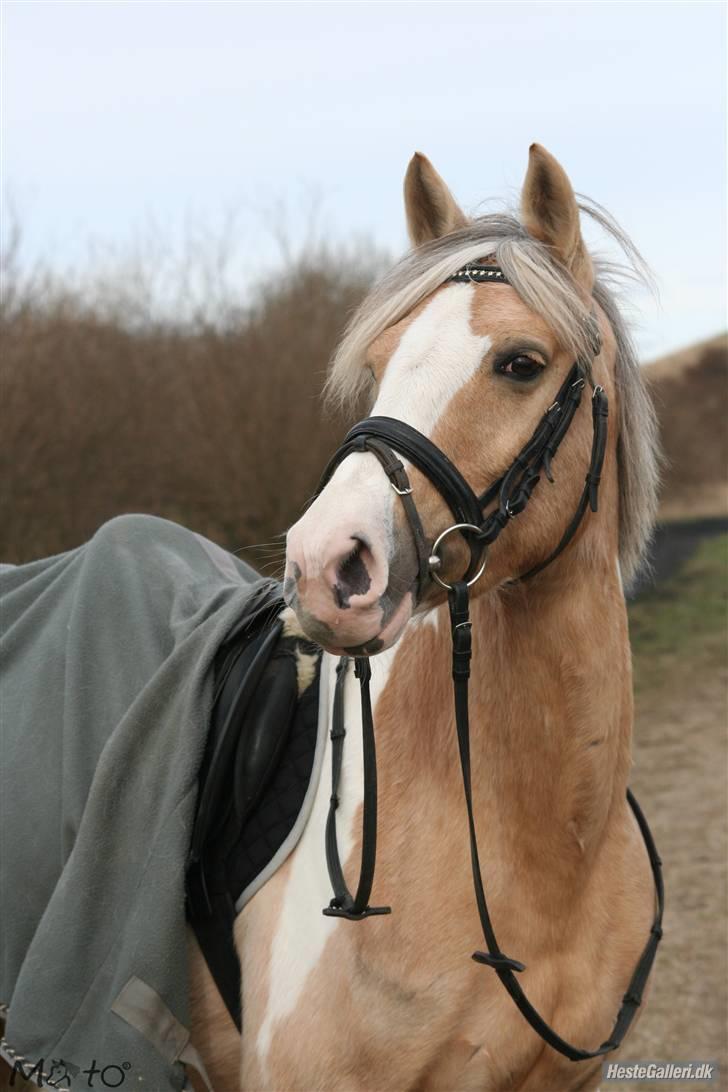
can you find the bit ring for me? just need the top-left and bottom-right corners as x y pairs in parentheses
(429, 523), (488, 591)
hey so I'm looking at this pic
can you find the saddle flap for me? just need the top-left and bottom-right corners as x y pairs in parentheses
(233, 647), (299, 823)
(188, 620), (283, 865)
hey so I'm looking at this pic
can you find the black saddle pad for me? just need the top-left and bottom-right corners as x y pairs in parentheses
(186, 580), (322, 1029)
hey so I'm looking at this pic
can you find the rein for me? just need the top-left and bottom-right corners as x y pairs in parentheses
(316, 262), (664, 1062)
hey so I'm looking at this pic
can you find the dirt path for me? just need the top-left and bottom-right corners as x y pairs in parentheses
(2, 538), (725, 1092)
(610, 664), (727, 1090)
(609, 537), (727, 1091)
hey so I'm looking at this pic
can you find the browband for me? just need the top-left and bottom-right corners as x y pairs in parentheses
(446, 262), (509, 284)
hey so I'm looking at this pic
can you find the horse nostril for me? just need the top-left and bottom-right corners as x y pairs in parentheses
(333, 539), (372, 609)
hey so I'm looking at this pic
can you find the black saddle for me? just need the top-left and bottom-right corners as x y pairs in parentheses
(186, 579), (321, 1029)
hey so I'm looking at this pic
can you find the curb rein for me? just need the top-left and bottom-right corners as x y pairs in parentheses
(315, 263), (664, 1063)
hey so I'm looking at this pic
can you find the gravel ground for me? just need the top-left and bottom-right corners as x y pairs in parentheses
(607, 535), (727, 1092)
(2, 535), (725, 1092)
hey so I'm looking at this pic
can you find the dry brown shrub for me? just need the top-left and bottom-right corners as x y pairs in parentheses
(4, 214), (724, 572)
(0, 222), (384, 568)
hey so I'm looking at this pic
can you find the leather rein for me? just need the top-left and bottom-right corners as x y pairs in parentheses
(314, 262), (664, 1063)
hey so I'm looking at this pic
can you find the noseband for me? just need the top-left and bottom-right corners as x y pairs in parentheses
(318, 345), (607, 594)
(316, 262), (664, 1064)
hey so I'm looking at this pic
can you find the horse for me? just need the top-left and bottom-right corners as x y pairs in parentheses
(0, 143), (662, 1092)
(187, 143), (662, 1091)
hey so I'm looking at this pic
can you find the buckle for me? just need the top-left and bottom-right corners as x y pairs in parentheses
(323, 901), (392, 920)
(388, 464), (413, 496)
(472, 950), (526, 973)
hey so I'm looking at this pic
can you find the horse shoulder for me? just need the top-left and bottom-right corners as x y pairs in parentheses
(188, 930), (240, 1092)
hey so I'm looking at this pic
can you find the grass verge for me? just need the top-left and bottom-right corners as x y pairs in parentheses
(628, 534), (727, 695)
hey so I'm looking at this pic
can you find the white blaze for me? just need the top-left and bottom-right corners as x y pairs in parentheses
(372, 283), (492, 432)
(256, 648), (398, 1063)
(315, 284), (492, 523)
(257, 286), (489, 1063)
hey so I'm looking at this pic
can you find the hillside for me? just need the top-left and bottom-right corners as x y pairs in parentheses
(644, 332), (727, 521)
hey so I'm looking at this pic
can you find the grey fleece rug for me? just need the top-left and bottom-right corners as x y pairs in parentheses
(0, 514), (284, 1092)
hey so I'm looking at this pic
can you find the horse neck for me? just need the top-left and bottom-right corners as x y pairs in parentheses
(469, 552), (632, 862)
(379, 538), (633, 895)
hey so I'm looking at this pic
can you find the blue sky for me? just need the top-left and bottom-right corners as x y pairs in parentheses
(2, 0), (726, 360)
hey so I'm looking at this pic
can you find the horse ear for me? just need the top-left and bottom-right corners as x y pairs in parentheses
(404, 153), (468, 247)
(521, 144), (594, 297)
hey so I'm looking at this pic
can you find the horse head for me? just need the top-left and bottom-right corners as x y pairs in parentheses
(285, 144), (657, 655)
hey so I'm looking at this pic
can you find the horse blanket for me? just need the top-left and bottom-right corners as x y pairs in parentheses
(0, 515), (325, 1091)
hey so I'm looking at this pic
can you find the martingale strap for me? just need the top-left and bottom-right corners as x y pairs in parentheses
(318, 260), (664, 1063)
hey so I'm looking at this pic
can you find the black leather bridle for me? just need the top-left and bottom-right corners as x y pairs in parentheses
(316, 262), (664, 1063)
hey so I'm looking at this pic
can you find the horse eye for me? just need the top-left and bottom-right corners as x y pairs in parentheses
(498, 355), (545, 381)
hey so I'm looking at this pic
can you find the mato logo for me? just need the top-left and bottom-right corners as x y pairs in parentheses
(10, 1057), (131, 1088)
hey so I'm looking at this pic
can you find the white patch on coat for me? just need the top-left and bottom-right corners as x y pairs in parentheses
(371, 283), (491, 434)
(256, 291), (488, 1062)
(307, 284), (491, 566)
(256, 646), (398, 1064)
(408, 606), (440, 633)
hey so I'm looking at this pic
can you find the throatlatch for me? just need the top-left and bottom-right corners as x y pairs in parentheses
(317, 261), (664, 1063)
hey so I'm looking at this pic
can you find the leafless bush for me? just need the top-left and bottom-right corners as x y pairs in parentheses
(0, 213), (387, 567)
